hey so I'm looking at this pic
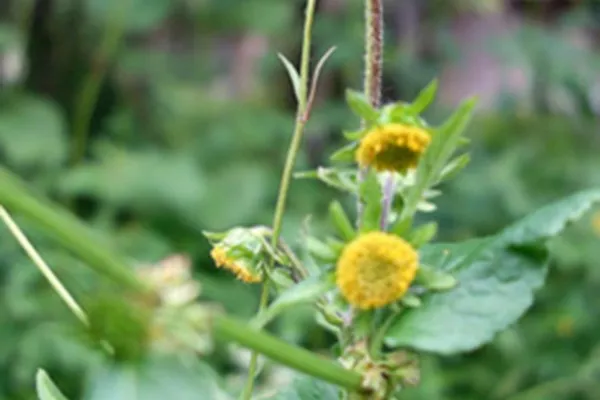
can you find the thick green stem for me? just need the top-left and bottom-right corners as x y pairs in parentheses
(0, 167), (151, 294)
(242, 1), (317, 397)
(216, 315), (363, 392)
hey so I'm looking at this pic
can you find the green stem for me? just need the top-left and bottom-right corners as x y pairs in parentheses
(71, 0), (129, 165)
(242, 1), (317, 397)
(241, 281), (270, 399)
(369, 308), (400, 359)
(216, 315), (363, 392)
(0, 166), (151, 294)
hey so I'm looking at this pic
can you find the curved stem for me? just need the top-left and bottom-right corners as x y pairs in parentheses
(242, 1), (317, 398)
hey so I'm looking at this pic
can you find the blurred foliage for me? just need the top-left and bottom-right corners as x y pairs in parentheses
(0, 0), (599, 399)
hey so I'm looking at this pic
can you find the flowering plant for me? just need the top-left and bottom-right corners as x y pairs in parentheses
(0, 1), (596, 400)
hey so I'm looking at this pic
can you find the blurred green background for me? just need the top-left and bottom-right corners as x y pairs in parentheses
(1, 0), (600, 399)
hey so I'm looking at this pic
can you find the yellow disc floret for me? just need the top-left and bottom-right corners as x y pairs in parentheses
(336, 232), (418, 309)
(210, 246), (262, 283)
(356, 123), (431, 172)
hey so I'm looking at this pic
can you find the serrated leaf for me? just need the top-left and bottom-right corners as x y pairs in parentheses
(359, 170), (382, 232)
(84, 356), (231, 400)
(386, 189), (600, 355)
(252, 272), (335, 328)
(267, 375), (339, 399)
(409, 79), (438, 114)
(278, 53), (301, 104)
(36, 370), (69, 400)
(328, 201), (355, 241)
(345, 89), (379, 122)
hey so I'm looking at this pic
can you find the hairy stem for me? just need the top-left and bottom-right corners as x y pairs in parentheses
(242, 1), (317, 397)
(356, 0), (384, 226)
(379, 174), (396, 231)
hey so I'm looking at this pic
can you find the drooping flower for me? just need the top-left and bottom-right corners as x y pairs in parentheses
(356, 123), (431, 172)
(336, 231), (418, 309)
(210, 245), (263, 283)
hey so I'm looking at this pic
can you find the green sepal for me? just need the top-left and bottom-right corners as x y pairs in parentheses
(330, 142), (358, 163)
(400, 294), (422, 308)
(346, 89), (379, 122)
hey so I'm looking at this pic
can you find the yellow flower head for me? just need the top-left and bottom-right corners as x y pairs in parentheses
(210, 246), (262, 283)
(336, 231), (418, 309)
(356, 123), (431, 172)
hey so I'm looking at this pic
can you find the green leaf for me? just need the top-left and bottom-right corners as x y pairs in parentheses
(359, 170), (382, 232)
(277, 53), (301, 104)
(407, 222), (437, 248)
(328, 201), (355, 241)
(252, 272), (336, 328)
(343, 129), (367, 141)
(86, 0), (172, 34)
(84, 356), (231, 400)
(415, 264), (457, 291)
(386, 189), (600, 355)
(345, 89), (379, 122)
(409, 79), (438, 114)
(306, 237), (338, 263)
(400, 98), (477, 220)
(330, 142), (358, 163)
(36, 370), (69, 400)
(0, 94), (67, 169)
(295, 167), (357, 193)
(267, 375), (339, 399)
(437, 153), (471, 184)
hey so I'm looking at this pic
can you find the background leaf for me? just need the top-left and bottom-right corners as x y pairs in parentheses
(36, 370), (69, 400)
(266, 375), (339, 400)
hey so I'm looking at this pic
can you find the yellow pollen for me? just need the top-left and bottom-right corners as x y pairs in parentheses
(336, 232), (418, 309)
(356, 124), (431, 172)
(210, 246), (262, 283)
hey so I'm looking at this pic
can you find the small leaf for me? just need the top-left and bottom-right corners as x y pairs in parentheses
(295, 167), (357, 193)
(345, 89), (379, 122)
(437, 153), (471, 184)
(407, 222), (437, 248)
(329, 201), (356, 241)
(330, 142), (358, 163)
(306, 237), (338, 263)
(36, 370), (69, 400)
(401, 294), (422, 308)
(252, 272), (336, 328)
(359, 170), (382, 232)
(278, 53), (301, 104)
(386, 189), (600, 355)
(415, 264), (457, 291)
(343, 129), (367, 141)
(409, 79), (438, 114)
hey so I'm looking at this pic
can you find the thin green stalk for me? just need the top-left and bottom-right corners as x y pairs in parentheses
(71, 0), (129, 165)
(0, 167), (151, 294)
(242, 1), (318, 398)
(0, 206), (89, 326)
(216, 315), (363, 392)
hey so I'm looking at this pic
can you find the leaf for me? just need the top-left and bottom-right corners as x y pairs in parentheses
(330, 142), (358, 163)
(437, 153), (471, 184)
(278, 53), (301, 104)
(328, 201), (355, 241)
(295, 167), (357, 193)
(400, 98), (477, 220)
(267, 375), (339, 399)
(252, 272), (335, 328)
(84, 356), (231, 400)
(36, 370), (69, 400)
(359, 170), (382, 232)
(345, 89), (379, 122)
(86, 0), (173, 34)
(0, 94), (67, 169)
(409, 79), (438, 114)
(415, 264), (457, 291)
(407, 222), (437, 248)
(386, 189), (600, 355)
